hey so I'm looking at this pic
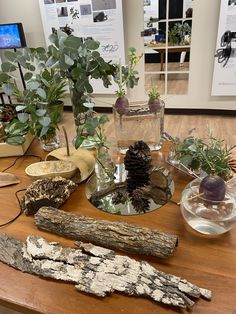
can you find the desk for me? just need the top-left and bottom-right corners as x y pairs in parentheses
(0, 137), (236, 314)
(147, 44), (191, 72)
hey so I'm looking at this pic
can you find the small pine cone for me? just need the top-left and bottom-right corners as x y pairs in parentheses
(131, 188), (150, 213)
(112, 189), (129, 204)
(228, 157), (236, 173)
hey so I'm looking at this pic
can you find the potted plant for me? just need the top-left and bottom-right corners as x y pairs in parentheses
(0, 47), (67, 150)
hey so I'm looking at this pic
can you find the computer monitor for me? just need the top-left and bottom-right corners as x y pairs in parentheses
(0, 23), (26, 49)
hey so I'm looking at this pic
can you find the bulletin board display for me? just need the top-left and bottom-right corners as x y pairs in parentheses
(211, 0), (236, 96)
(38, 0), (125, 94)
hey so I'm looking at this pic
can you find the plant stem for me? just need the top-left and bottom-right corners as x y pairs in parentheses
(62, 126), (70, 156)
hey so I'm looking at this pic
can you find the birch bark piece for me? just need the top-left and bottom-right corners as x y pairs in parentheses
(0, 234), (212, 309)
(35, 207), (178, 259)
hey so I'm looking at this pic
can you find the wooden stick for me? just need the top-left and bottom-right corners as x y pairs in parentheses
(35, 207), (178, 259)
(0, 234), (212, 309)
(177, 192), (205, 205)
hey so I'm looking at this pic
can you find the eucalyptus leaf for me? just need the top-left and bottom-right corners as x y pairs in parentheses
(0, 72), (10, 83)
(64, 54), (74, 66)
(16, 105), (27, 112)
(24, 72), (33, 81)
(36, 88), (47, 99)
(27, 81), (40, 90)
(1, 62), (17, 73)
(39, 116), (51, 127)
(4, 51), (18, 62)
(84, 39), (100, 50)
(17, 113), (29, 123)
(36, 109), (47, 117)
(2, 83), (14, 95)
(39, 126), (49, 138)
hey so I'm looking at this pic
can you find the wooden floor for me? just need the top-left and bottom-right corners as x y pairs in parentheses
(61, 111), (236, 155)
(145, 62), (189, 95)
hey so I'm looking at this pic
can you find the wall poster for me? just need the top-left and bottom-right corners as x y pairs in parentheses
(211, 0), (236, 96)
(38, 0), (125, 93)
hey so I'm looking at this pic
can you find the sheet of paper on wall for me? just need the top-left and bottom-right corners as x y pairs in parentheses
(38, 0), (125, 94)
(211, 0), (236, 96)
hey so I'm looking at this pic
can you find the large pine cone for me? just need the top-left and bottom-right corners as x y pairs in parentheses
(124, 141), (152, 193)
(21, 176), (77, 215)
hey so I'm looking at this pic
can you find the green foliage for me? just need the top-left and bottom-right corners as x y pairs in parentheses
(74, 103), (109, 149)
(168, 23), (191, 45)
(47, 31), (116, 100)
(171, 130), (235, 179)
(113, 47), (142, 97)
(0, 44), (67, 143)
(148, 84), (160, 100)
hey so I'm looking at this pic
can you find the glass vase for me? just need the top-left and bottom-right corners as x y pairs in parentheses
(70, 87), (97, 148)
(39, 133), (60, 152)
(113, 101), (165, 153)
(95, 146), (116, 184)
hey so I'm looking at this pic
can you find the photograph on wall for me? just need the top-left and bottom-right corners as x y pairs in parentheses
(91, 0), (116, 11)
(44, 0), (54, 4)
(93, 11), (108, 22)
(212, 0), (236, 95)
(57, 6), (68, 17)
(80, 4), (92, 15)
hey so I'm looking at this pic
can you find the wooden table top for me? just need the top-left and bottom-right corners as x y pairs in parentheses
(0, 139), (236, 314)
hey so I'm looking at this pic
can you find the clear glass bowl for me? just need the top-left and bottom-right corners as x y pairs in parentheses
(180, 178), (236, 235)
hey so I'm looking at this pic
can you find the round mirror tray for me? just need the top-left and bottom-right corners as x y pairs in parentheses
(85, 164), (175, 216)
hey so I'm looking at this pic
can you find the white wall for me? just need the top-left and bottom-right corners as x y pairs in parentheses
(0, 0), (236, 110)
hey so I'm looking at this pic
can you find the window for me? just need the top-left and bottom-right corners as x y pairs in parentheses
(143, 0), (193, 95)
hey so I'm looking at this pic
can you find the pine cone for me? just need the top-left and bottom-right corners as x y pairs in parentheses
(124, 141), (152, 193)
(131, 188), (150, 213)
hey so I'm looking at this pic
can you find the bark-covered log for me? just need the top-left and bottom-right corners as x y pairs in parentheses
(35, 207), (178, 259)
(0, 234), (212, 309)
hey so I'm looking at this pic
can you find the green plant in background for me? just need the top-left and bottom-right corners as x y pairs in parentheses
(169, 129), (235, 179)
(168, 23), (191, 45)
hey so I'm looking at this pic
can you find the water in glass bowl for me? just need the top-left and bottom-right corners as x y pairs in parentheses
(180, 178), (236, 235)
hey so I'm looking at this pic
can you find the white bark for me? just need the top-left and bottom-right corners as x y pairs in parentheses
(0, 234), (211, 309)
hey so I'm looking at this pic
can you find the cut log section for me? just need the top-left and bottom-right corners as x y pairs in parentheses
(35, 207), (178, 259)
(0, 234), (212, 309)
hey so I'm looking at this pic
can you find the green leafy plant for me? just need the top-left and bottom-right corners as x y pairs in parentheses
(0, 47), (67, 144)
(113, 47), (142, 98)
(168, 23), (191, 45)
(46, 30), (116, 119)
(74, 106), (109, 150)
(170, 130), (235, 179)
(148, 84), (160, 100)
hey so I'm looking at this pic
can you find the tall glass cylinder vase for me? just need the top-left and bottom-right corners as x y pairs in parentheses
(113, 101), (165, 153)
